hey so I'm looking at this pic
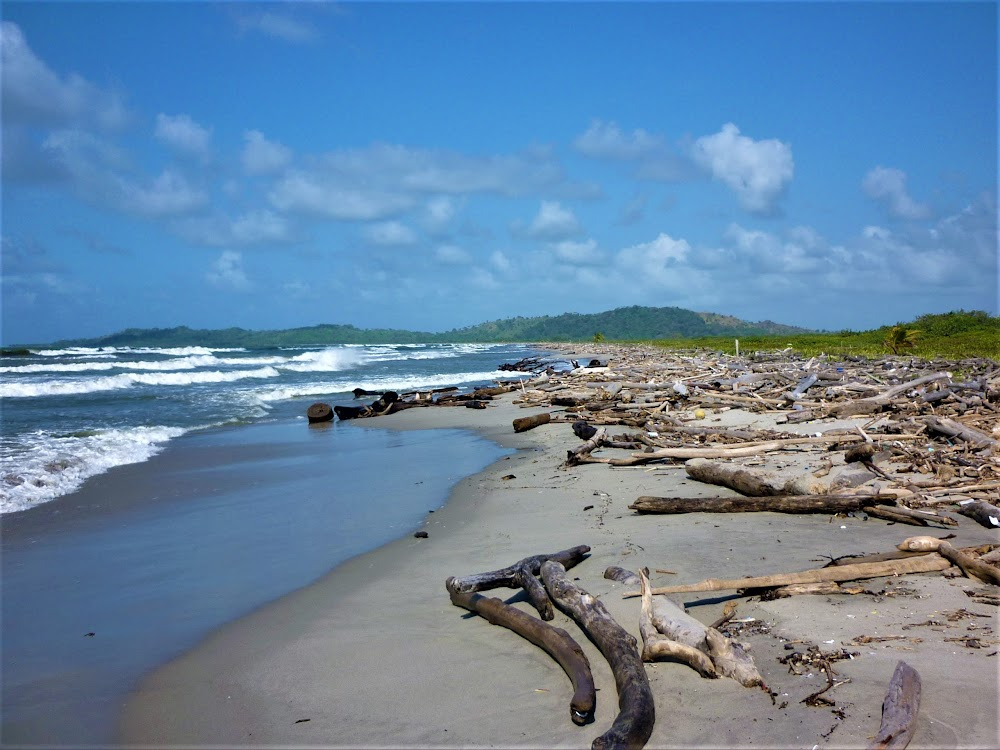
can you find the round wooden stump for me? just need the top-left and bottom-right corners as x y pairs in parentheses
(307, 402), (333, 423)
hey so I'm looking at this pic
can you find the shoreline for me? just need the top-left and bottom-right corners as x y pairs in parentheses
(119, 355), (1000, 748)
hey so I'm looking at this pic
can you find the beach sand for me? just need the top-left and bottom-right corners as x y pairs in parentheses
(119, 387), (999, 748)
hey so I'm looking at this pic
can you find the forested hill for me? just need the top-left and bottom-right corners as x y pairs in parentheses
(47, 306), (810, 348)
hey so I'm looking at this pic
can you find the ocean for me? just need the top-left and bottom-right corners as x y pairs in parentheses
(0, 342), (541, 745)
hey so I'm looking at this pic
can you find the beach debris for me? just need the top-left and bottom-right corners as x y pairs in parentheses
(636, 569), (763, 687)
(629, 493), (886, 516)
(306, 402), (333, 423)
(334, 391), (400, 420)
(895, 536), (1000, 585)
(604, 566), (641, 585)
(446, 546), (591, 621)
(446, 586), (596, 727)
(540, 560), (655, 750)
(868, 661), (921, 749)
(414, 531), (429, 539)
(513, 412), (552, 433)
(779, 644), (856, 707)
(955, 500), (1000, 529)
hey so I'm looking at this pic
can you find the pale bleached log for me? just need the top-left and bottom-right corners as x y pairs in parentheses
(638, 570), (716, 678)
(623, 554), (953, 598)
(608, 434), (866, 467)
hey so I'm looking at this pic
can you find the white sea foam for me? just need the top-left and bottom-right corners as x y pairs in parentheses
(253, 369), (510, 403)
(32, 345), (245, 357)
(0, 366), (281, 398)
(280, 347), (365, 372)
(0, 426), (187, 513)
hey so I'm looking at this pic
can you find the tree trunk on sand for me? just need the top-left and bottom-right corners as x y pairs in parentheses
(514, 412), (551, 433)
(623, 554), (953, 598)
(446, 546), (591, 596)
(541, 561), (655, 750)
(629, 494), (880, 515)
(637, 569), (717, 678)
(566, 427), (609, 467)
(955, 500), (1000, 530)
(447, 588), (596, 726)
(868, 661), (921, 749)
(683, 458), (831, 496)
(608, 434), (864, 467)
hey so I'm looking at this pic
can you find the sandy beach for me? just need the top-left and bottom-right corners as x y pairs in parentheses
(117, 346), (999, 749)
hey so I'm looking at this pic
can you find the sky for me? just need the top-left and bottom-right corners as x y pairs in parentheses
(1, 1), (997, 345)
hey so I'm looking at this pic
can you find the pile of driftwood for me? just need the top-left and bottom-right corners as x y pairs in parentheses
(508, 346), (998, 530)
(447, 540), (978, 748)
(307, 382), (523, 422)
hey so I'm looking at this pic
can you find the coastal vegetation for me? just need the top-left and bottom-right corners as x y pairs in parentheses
(16, 308), (997, 362)
(643, 310), (999, 360)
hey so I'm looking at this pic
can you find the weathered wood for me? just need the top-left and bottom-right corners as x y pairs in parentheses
(682, 458), (831, 497)
(868, 661), (921, 749)
(448, 588), (596, 726)
(513, 412), (551, 433)
(766, 582), (865, 598)
(566, 427), (609, 467)
(629, 494), (881, 515)
(541, 561), (655, 750)
(935, 541), (1000, 585)
(306, 402), (333, 423)
(919, 415), (998, 448)
(608, 434), (866, 467)
(638, 569), (717, 678)
(447, 546), (591, 595)
(955, 500), (1000, 529)
(624, 554), (953, 598)
(604, 566), (641, 586)
(513, 562), (555, 621)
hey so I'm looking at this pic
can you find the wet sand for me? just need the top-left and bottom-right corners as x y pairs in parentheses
(119, 389), (999, 748)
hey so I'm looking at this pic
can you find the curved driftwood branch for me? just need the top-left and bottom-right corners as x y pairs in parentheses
(566, 427), (609, 467)
(868, 661), (921, 749)
(541, 561), (655, 750)
(638, 569), (716, 678)
(448, 588), (596, 726)
(447, 546), (591, 595)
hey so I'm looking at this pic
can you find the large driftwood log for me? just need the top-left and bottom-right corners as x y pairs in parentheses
(933, 541), (1000, 585)
(448, 588), (596, 726)
(541, 561), (655, 750)
(623, 554), (953, 598)
(955, 500), (1000, 529)
(683, 458), (833, 496)
(513, 412), (552, 433)
(830, 372), (951, 418)
(447, 546), (591, 622)
(868, 661), (921, 749)
(640, 571), (762, 687)
(638, 570), (717, 678)
(607, 434), (866, 467)
(629, 494), (881, 515)
(918, 415), (998, 449)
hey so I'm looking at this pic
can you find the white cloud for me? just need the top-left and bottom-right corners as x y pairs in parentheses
(691, 123), (794, 215)
(618, 232), (690, 268)
(434, 244), (471, 264)
(123, 169), (209, 218)
(242, 130), (292, 175)
(1, 21), (128, 130)
(268, 172), (413, 220)
(490, 250), (514, 274)
(551, 239), (603, 264)
(862, 166), (930, 220)
(177, 210), (295, 247)
(154, 113), (211, 160)
(574, 120), (662, 160)
(364, 221), (417, 246)
(422, 196), (457, 233)
(235, 12), (318, 43)
(524, 201), (581, 240)
(206, 250), (252, 291)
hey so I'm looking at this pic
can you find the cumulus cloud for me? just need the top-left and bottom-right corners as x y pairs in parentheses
(364, 221), (417, 246)
(422, 196), (458, 234)
(1, 21), (128, 130)
(206, 250), (252, 291)
(122, 169), (209, 218)
(154, 113), (211, 160)
(862, 166), (930, 220)
(691, 123), (794, 215)
(574, 119), (662, 160)
(242, 130), (292, 175)
(523, 201), (582, 240)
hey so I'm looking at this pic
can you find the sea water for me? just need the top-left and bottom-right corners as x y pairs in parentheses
(0, 342), (540, 745)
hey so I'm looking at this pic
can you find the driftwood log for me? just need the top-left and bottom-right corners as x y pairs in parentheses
(683, 458), (834, 497)
(566, 427), (609, 467)
(629, 494), (881, 515)
(955, 500), (1000, 530)
(868, 661), (921, 749)
(605, 434), (866, 467)
(447, 588), (596, 726)
(513, 412), (551, 433)
(541, 561), (655, 750)
(623, 554), (954, 598)
(447, 546), (591, 620)
(638, 569), (717, 678)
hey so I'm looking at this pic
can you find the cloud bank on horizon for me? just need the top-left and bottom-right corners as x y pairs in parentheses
(1, 2), (996, 344)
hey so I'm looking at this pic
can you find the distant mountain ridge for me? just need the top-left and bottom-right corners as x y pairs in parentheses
(48, 306), (812, 348)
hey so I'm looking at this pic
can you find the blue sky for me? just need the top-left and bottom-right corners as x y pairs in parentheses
(2, 1), (997, 344)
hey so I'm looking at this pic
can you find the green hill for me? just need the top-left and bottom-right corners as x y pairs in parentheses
(42, 306), (810, 348)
